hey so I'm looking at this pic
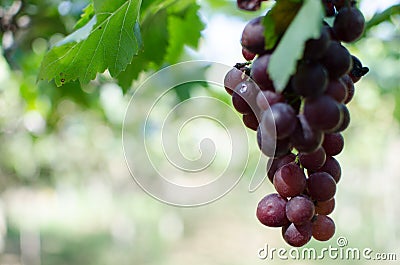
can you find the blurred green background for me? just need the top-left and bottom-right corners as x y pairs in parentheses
(0, 0), (399, 264)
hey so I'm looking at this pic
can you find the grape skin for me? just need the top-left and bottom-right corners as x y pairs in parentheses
(286, 196), (315, 225)
(257, 193), (290, 227)
(315, 198), (335, 215)
(257, 126), (292, 158)
(316, 156), (342, 183)
(304, 95), (343, 132)
(261, 103), (297, 139)
(250, 54), (275, 91)
(273, 162), (306, 198)
(243, 112), (259, 131)
(291, 115), (324, 153)
(299, 147), (327, 171)
(307, 172), (336, 201)
(292, 61), (328, 97)
(334, 7), (365, 43)
(312, 215), (335, 241)
(325, 79), (348, 103)
(320, 41), (352, 79)
(322, 133), (344, 156)
(267, 153), (296, 183)
(282, 222), (312, 247)
(241, 16), (266, 54)
(224, 67), (247, 95)
(232, 80), (260, 114)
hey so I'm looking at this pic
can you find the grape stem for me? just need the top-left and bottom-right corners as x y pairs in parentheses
(299, 98), (306, 115)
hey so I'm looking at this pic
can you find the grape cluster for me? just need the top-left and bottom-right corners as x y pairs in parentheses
(226, 0), (369, 247)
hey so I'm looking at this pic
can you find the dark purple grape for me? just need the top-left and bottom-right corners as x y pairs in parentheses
(291, 115), (324, 153)
(322, 133), (344, 156)
(333, 7), (365, 43)
(299, 147), (327, 171)
(257, 126), (292, 158)
(250, 54), (275, 91)
(325, 79), (348, 103)
(292, 61), (328, 97)
(334, 104), (350, 132)
(257, 193), (290, 227)
(232, 80), (260, 114)
(241, 16), (266, 54)
(237, 0), (262, 11)
(267, 153), (296, 183)
(224, 67), (248, 95)
(323, 0), (336, 17)
(304, 95), (343, 132)
(242, 47), (256, 61)
(316, 156), (342, 183)
(315, 198), (335, 215)
(261, 103), (297, 139)
(341, 74), (355, 104)
(256, 90), (284, 110)
(243, 112), (259, 131)
(312, 215), (335, 241)
(320, 41), (352, 79)
(303, 26), (331, 60)
(333, 0), (346, 10)
(282, 222), (312, 247)
(273, 162), (306, 198)
(286, 196), (315, 225)
(307, 172), (336, 201)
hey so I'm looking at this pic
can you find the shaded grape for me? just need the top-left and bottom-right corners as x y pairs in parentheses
(243, 112), (259, 131)
(267, 153), (296, 183)
(257, 126), (292, 158)
(333, 7), (365, 43)
(261, 103), (297, 139)
(307, 172), (336, 201)
(293, 61), (328, 97)
(316, 156), (342, 183)
(334, 104), (350, 132)
(242, 47), (256, 61)
(322, 133), (344, 156)
(325, 79), (348, 103)
(315, 198), (335, 215)
(341, 74), (355, 104)
(320, 41), (352, 79)
(304, 95), (343, 132)
(256, 90), (284, 110)
(312, 215), (335, 241)
(224, 67), (248, 95)
(282, 222), (312, 247)
(303, 26), (331, 60)
(250, 54), (275, 91)
(232, 80), (260, 114)
(241, 16), (266, 54)
(291, 115), (324, 153)
(273, 162), (306, 198)
(299, 147), (327, 171)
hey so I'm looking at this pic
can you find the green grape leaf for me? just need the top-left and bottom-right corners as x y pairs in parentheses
(38, 0), (142, 86)
(116, 0), (204, 90)
(268, 0), (324, 92)
(263, 0), (303, 50)
(165, 3), (204, 63)
(74, 3), (95, 30)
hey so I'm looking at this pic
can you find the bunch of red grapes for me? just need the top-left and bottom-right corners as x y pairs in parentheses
(224, 0), (369, 247)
